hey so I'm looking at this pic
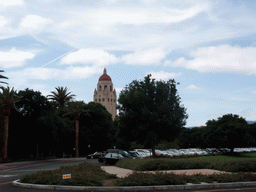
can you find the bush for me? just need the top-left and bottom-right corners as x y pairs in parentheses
(115, 172), (187, 186)
(20, 162), (116, 186)
(116, 172), (256, 186)
(116, 158), (211, 171)
(116, 156), (256, 172)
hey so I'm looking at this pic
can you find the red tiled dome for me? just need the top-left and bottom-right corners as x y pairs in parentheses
(99, 68), (112, 81)
(99, 74), (111, 81)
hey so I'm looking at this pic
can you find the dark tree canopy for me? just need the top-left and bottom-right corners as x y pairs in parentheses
(202, 114), (254, 152)
(16, 88), (51, 118)
(117, 74), (188, 153)
(79, 102), (115, 155)
(179, 127), (206, 149)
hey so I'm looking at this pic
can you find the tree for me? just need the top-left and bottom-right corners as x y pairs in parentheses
(36, 107), (73, 157)
(65, 101), (88, 157)
(117, 74), (188, 155)
(179, 127), (206, 149)
(0, 70), (8, 86)
(0, 87), (18, 160)
(47, 87), (76, 109)
(15, 88), (51, 158)
(79, 102), (115, 155)
(202, 114), (254, 153)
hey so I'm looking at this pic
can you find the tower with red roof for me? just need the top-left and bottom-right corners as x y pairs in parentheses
(94, 68), (117, 120)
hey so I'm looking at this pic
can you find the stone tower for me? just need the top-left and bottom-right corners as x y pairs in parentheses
(94, 68), (117, 120)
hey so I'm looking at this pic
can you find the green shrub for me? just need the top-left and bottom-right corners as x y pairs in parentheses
(115, 172), (187, 186)
(116, 172), (256, 186)
(116, 156), (256, 172)
(20, 162), (116, 186)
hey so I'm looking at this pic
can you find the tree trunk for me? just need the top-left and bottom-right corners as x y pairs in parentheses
(75, 119), (79, 157)
(36, 143), (39, 158)
(152, 146), (156, 157)
(3, 115), (9, 160)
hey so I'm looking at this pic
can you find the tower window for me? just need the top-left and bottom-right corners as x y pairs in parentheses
(110, 86), (112, 91)
(99, 86), (102, 91)
(103, 98), (105, 102)
(95, 99), (97, 102)
(99, 99), (101, 102)
(104, 85), (107, 90)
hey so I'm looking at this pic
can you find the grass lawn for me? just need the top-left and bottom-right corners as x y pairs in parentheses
(196, 152), (256, 160)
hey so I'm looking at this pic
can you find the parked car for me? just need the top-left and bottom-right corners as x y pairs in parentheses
(98, 153), (124, 165)
(129, 151), (144, 158)
(87, 151), (104, 159)
(167, 149), (181, 156)
(134, 149), (151, 157)
(106, 149), (134, 158)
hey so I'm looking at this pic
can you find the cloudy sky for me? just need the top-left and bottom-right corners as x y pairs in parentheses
(1, 0), (256, 127)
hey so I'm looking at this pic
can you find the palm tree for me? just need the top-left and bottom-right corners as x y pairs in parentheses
(0, 70), (8, 86)
(0, 86), (18, 160)
(47, 87), (76, 109)
(65, 101), (89, 157)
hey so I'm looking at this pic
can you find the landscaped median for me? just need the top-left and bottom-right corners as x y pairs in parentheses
(13, 154), (256, 191)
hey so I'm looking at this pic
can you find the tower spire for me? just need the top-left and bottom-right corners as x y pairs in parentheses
(103, 68), (107, 75)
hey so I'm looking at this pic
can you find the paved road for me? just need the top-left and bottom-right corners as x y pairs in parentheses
(0, 157), (99, 192)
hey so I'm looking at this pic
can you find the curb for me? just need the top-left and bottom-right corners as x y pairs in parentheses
(12, 179), (256, 191)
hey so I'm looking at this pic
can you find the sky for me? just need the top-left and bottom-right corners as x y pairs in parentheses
(0, 0), (256, 127)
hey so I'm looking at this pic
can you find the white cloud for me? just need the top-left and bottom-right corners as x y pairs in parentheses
(165, 45), (256, 75)
(0, 48), (35, 68)
(0, 0), (23, 8)
(60, 48), (119, 66)
(9, 66), (102, 82)
(148, 71), (182, 81)
(0, 16), (7, 28)
(122, 48), (167, 65)
(81, 5), (206, 27)
(20, 15), (53, 30)
(251, 91), (256, 95)
(63, 66), (102, 79)
(186, 84), (203, 90)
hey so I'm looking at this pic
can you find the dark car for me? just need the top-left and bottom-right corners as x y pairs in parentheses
(106, 149), (134, 158)
(87, 152), (104, 159)
(98, 153), (124, 165)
